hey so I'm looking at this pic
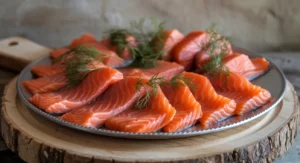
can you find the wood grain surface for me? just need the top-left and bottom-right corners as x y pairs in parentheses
(0, 78), (298, 163)
(0, 37), (51, 71)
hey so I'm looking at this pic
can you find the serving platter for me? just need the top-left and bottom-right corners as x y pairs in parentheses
(16, 47), (286, 139)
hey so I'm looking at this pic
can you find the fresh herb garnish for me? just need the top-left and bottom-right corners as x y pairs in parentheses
(168, 74), (196, 91)
(134, 74), (165, 109)
(55, 45), (109, 87)
(198, 26), (231, 83)
(134, 73), (194, 109)
(106, 18), (166, 69)
(107, 29), (131, 55)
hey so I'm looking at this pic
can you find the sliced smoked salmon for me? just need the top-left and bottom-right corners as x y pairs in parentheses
(152, 29), (184, 61)
(172, 31), (207, 70)
(195, 40), (232, 68)
(209, 72), (272, 115)
(61, 77), (150, 127)
(32, 58), (106, 77)
(83, 42), (124, 67)
(50, 48), (69, 59)
(22, 73), (67, 94)
(105, 86), (176, 132)
(119, 60), (184, 81)
(29, 67), (123, 114)
(70, 33), (97, 48)
(101, 35), (138, 60)
(223, 53), (270, 79)
(248, 57), (270, 78)
(31, 64), (64, 77)
(181, 72), (236, 126)
(162, 83), (202, 132)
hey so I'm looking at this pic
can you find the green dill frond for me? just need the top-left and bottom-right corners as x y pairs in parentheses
(106, 18), (166, 69)
(135, 92), (152, 110)
(197, 25), (232, 84)
(134, 73), (165, 109)
(135, 77), (144, 92)
(106, 29), (131, 55)
(134, 73), (196, 110)
(169, 74), (196, 91)
(55, 45), (109, 87)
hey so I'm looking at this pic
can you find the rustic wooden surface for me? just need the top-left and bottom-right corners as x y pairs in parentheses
(0, 53), (299, 162)
(0, 76), (299, 163)
(0, 77), (298, 163)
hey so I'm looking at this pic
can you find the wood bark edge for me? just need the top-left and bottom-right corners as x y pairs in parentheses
(1, 78), (299, 163)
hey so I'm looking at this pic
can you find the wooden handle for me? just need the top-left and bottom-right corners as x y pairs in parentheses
(0, 36), (51, 72)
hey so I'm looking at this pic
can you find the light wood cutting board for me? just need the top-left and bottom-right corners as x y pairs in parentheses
(0, 36), (51, 71)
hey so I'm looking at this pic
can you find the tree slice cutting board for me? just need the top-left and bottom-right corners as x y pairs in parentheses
(0, 37), (299, 162)
(0, 78), (298, 163)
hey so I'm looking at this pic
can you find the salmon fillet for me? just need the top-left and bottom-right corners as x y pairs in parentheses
(119, 60), (184, 81)
(152, 29), (184, 61)
(105, 87), (176, 132)
(50, 48), (69, 59)
(223, 53), (270, 79)
(31, 64), (64, 77)
(70, 33), (97, 48)
(61, 77), (150, 127)
(29, 67), (123, 114)
(162, 83), (202, 132)
(195, 40), (232, 68)
(181, 72), (236, 126)
(101, 35), (138, 60)
(172, 31), (208, 70)
(31, 58), (106, 77)
(22, 73), (67, 94)
(210, 72), (272, 115)
(83, 42), (124, 67)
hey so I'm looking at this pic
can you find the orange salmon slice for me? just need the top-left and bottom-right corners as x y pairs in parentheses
(100, 35), (138, 60)
(105, 87), (176, 133)
(83, 42), (124, 67)
(31, 58), (105, 77)
(152, 29), (184, 61)
(31, 64), (64, 77)
(70, 33), (97, 48)
(162, 83), (202, 132)
(210, 72), (272, 115)
(195, 40), (232, 69)
(223, 53), (270, 79)
(29, 67), (123, 114)
(22, 73), (67, 94)
(50, 48), (69, 59)
(61, 77), (150, 127)
(172, 31), (207, 70)
(119, 60), (184, 81)
(181, 72), (236, 126)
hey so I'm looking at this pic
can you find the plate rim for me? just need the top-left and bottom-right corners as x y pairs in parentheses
(16, 47), (287, 139)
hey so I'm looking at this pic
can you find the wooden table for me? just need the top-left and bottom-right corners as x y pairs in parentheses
(0, 51), (299, 162)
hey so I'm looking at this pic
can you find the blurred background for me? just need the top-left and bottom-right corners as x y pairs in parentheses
(0, 0), (299, 52)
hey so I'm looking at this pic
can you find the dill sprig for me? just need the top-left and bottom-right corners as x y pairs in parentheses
(168, 74), (196, 91)
(198, 26), (231, 83)
(106, 18), (166, 69)
(134, 74), (165, 109)
(134, 73), (195, 109)
(55, 45), (109, 87)
(106, 29), (131, 55)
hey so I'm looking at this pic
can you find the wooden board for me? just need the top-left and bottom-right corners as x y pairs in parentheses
(0, 78), (298, 163)
(0, 36), (51, 71)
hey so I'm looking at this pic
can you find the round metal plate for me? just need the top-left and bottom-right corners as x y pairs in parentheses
(17, 47), (286, 139)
